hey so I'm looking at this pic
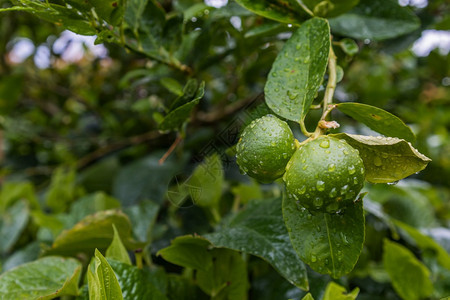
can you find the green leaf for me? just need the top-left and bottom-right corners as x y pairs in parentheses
(230, 180), (263, 204)
(169, 79), (199, 111)
(0, 181), (39, 211)
(196, 248), (249, 299)
(302, 0), (359, 18)
(383, 239), (433, 300)
(323, 282), (359, 300)
(160, 78), (183, 96)
(157, 235), (213, 271)
(167, 274), (203, 300)
(45, 167), (77, 213)
(186, 153), (224, 208)
(205, 198), (309, 290)
(234, 0), (309, 25)
(0, 200), (29, 254)
(265, 18), (330, 122)
(69, 192), (121, 225)
(106, 225), (132, 265)
(159, 82), (205, 131)
(329, 0), (420, 41)
(47, 210), (141, 255)
(330, 133), (431, 183)
(123, 200), (160, 243)
(88, 249), (124, 300)
(108, 260), (168, 300)
(283, 194), (365, 278)
(0, 256), (82, 299)
(394, 221), (450, 270)
(124, 0), (149, 31)
(336, 102), (415, 142)
(1, 242), (40, 272)
(301, 293), (314, 300)
(338, 38), (359, 56)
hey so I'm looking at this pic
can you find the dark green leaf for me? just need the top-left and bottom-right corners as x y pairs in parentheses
(394, 221), (450, 270)
(187, 153), (224, 208)
(45, 167), (77, 213)
(336, 102), (415, 142)
(205, 198), (309, 290)
(0, 200), (29, 254)
(0, 256), (82, 299)
(196, 248), (249, 299)
(234, 0), (309, 25)
(106, 225), (132, 265)
(265, 18), (330, 122)
(383, 239), (433, 300)
(1, 242), (40, 272)
(157, 235), (213, 271)
(303, 0), (359, 18)
(109, 260), (168, 300)
(169, 79), (199, 111)
(323, 282), (359, 299)
(160, 78), (183, 96)
(330, 133), (431, 183)
(283, 194), (365, 278)
(47, 210), (141, 255)
(88, 249), (123, 300)
(329, 0), (420, 41)
(124, 0), (149, 31)
(123, 200), (160, 243)
(159, 82), (205, 131)
(69, 192), (121, 225)
(167, 274), (204, 300)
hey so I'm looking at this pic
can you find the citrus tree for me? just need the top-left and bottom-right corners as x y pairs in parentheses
(0, 0), (449, 299)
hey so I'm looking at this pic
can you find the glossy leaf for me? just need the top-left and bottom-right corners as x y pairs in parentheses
(302, 0), (359, 18)
(47, 210), (140, 255)
(383, 239), (433, 300)
(157, 235), (213, 271)
(108, 260), (168, 300)
(395, 221), (450, 270)
(160, 78), (183, 96)
(0, 200), (29, 254)
(205, 198), (309, 290)
(159, 82), (205, 131)
(336, 102), (415, 141)
(234, 0), (309, 25)
(283, 194), (365, 278)
(301, 293), (314, 300)
(186, 153), (224, 208)
(329, 0), (420, 41)
(339, 38), (359, 56)
(196, 248), (249, 299)
(123, 200), (160, 243)
(106, 225), (132, 265)
(323, 282), (359, 300)
(88, 249), (123, 300)
(330, 133), (431, 183)
(0, 256), (82, 299)
(265, 18), (330, 122)
(169, 79), (199, 111)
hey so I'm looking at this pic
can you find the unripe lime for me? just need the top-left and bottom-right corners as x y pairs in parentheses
(236, 115), (296, 183)
(284, 136), (365, 213)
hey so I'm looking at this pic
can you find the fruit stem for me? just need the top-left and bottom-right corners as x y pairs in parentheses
(300, 118), (313, 137)
(312, 44), (337, 138)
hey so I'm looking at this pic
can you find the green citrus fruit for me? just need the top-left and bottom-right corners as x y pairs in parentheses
(236, 115), (296, 183)
(284, 135), (365, 213)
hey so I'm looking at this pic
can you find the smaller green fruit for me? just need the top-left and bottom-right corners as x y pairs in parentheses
(284, 136), (365, 213)
(236, 115), (296, 183)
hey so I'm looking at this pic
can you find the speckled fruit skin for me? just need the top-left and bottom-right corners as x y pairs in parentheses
(284, 135), (365, 213)
(236, 115), (296, 183)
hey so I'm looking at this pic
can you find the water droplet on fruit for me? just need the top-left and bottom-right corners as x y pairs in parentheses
(382, 153), (388, 158)
(302, 165), (308, 170)
(374, 156), (382, 166)
(353, 177), (359, 185)
(326, 202), (338, 213)
(343, 150), (349, 155)
(348, 165), (356, 174)
(341, 185), (349, 195)
(272, 72), (277, 77)
(328, 164), (336, 172)
(311, 254), (317, 262)
(298, 186), (306, 195)
(316, 180), (325, 191)
(307, 214), (312, 220)
(271, 141), (276, 146)
(296, 44), (301, 50)
(316, 226), (321, 232)
(319, 139), (330, 148)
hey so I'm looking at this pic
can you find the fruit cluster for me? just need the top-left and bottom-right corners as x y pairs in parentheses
(236, 114), (365, 213)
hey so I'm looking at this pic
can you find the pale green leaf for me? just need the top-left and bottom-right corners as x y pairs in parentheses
(330, 133), (431, 183)
(88, 249), (123, 300)
(283, 193), (365, 278)
(0, 200), (29, 254)
(0, 256), (82, 300)
(265, 18), (330, 122)
(336, 102), (415, 142)
(106, 225), (132, 265)
(383, 239), (433, 300)
(323, 282), (359, 300)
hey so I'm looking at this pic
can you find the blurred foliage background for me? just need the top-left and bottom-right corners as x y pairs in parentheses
(0, 0), (449, 299)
